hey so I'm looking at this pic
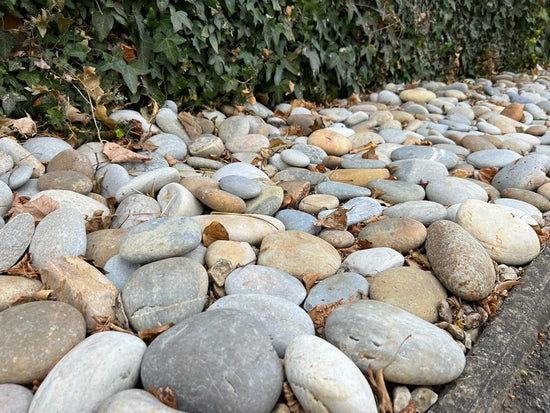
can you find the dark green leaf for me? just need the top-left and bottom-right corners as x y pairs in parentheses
(92, 10), (114, 41)
(0, 29), (21, 59)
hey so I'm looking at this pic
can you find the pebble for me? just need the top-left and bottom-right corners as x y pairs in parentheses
(218, 115), (250, 142)
(307, 129), (352, 155)
(156, 182), (204, 216)
(285, 335), (378, 413)
(291, 143), (328, 164)
(318, 229), (356, 248)
(96, 389), (180, 413)
(0, 384), (34, 413)
(29, 332), (146, 413)
(86, 228), (128, 268)
(205, 240), (256, 269)
(96, 164), (130, 199)
(103, 254), (140, 290)
(456, 199), (540, 265)
(316, 181), (372, 200)
(208, 294), (314, 357)
(119, 216), (202, 264)
(219, 175), (262, 199)
(280, 148), (311, 167)
(298, 193), (340, 215)
(383, 200), (447, 225)
(358, 217), (427, 253)
(37, 170), (93, 194)
(369, 267), (447, 322)
(325, 300), (466, 385)
(0, 213), (35, 271)
(122, 257), (208, 331)
(318, 196), (383, 226)
(47, 148), (95, 179)
(1, 165), (33, 189)
(389, 158), (449, 184)
(0, 137), (45, 177)
(494, 197), (543, 220)
(188, 134), (225, 157)
(491, 153), (550, 191)
(115, 167), (180, 202)
(29, 207), (87, 269)
(155, 107), (190, 141)
(0, 275), (42, 310)
(110, 193), (160, 229)
(140, 309), (283, 413)
(245, 182), (284, 215)
(0, 301), (86, 384)
(146, 133), (188, 160)
(22, 136), (72, 163)
(303, 272), (369, 312)
(274, 167), (328, 185)
(30, 189), (109, 219)
(258, 230), (341, 280)
(390, 146), (459, 169)
(342, 247), (404, 277)
(212, 161), (269, 181)
(425, 176), (489, 205)
(0, 152), (14, 175)
(195, 186), (246, 213)
(501, 187), (550, 212)
(367, 179), (426, 203)
(274, 209), (320, 234)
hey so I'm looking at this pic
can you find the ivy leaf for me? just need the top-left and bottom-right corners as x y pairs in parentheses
(304, 48), (321, 74)
(153, 31), (184, 65)
(0, 29), (20, 59)
(169, 7), (192, 32)
(156, 0), (169, 13)
(111, 58), (149, 94)
(2, 92), (27, 116)
(92, 10), (114, 41)
(209, 33), (219, 53)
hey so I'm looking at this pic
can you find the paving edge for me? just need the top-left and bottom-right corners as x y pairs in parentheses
(430, 245), (550, 413)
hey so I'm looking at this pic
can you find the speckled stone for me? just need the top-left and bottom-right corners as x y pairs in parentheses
(219, 175), (262, 200)
(303, 272), (369, 312)
(358, 217), (427, 253)
(0, 213), (35, 271)
(0, 276), (42, 311)
(37, 170), (93, 194)
(383, 201), (447, 225)
(389, 159), (449, 184)
(86, 229), (128, 268)
(245, 182), (284, 216)
(274, 209), (320, 235)
(0, 384), (34, 413)
(47, 149), (95, 179)
(110, 194), (160, 230)
(318, 229), (356, 248)
(343, 247), (404, 277)
(115, 167), (180, 202)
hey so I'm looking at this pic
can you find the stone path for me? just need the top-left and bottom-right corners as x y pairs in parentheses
(0, 70), (549, 412)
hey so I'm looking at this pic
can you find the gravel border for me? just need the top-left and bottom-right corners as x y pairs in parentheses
(430, 245), (550, 412)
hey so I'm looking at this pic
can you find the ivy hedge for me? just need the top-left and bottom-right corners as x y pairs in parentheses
(0, 0), (548, 123)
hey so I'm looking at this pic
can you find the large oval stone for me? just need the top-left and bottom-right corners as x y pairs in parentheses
(426, 219), (496, 300)
(0, 213), (35, 271)
(140, 309), (283, 413)
(303, 272), (369, 312)
(122, 257), (208, 331)
(285, 335), (377, 413)
(456, 199), (541, 265)
(325, 300), (465, 385)
(425, 176), (489, 206)
(0, 301), (86, 384)
(358, 217), (426, 253)
(119, 216), (201, 264)
(29, 332), (146, 413)
(307, 129), (352, 156)
(257, 230), (341, 280)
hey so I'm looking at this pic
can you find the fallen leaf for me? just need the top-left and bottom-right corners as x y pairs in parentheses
(95, 105), (117, 128)
(283, 382), (304, 413)
(314, 207), (350, 230)
(404, 250), (431, 270)
(269, 138), (288, 150)
(85, 210), (112, 233)
(494, 280), (522, 295)
(365, 366), (393, 413)
(338, 238), (373, 259)
(121, 44), (137, 62)
(5, 253), (40, 279)
(148, 386), (178, 409)
(138, 323), (174, 344)
(349, 142), (378, 154)
(348, 223), (363, 234)
(65, 102), (90, 124)
(164, 153), (179, 166)
(478, 167), (499, 184)
(7, 194), (59, 224)
(286, 80), (295, 95)
(315, 164), (327, 173)
(308, 299), (347, 330)
(77, 66), (104, 103)
(177, 112), (202, 139)
(302, 272), (318, 294)
(402, 135), (423, 146)
(450, 169), (472, 178)
(89, 315), (136, 335)
(400, 398), (417, 413)
(202, 221), (229, 247)
(531, 224), (549, 245)
(33, 289), (54, 300)
(102, 142), (152, 163)
(347, 92), (361, 106)
(12, 113), (37, 137)
(241, 89), (256, 106)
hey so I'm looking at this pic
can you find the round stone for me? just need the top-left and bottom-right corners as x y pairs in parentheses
(119, 216), (202, 264)
(96, 164), (130, 199)
(307, 129), (352, 156)
(37, 170), (93, 194)
(0, 276), (42, 311)
(456, 199), (540, 265)
(140, 309), (283, 413)
(257, 230), (341, 281)
(358, 217), (427, 253)
(343, 247), (404, 276)
(103, 255), (140, 291)
(85, 229), (127, 268)
(383, 201), (447, 226)
(0, 384), (34, 413)
(367, 179), (425, 204)
(500, 187), (550, 212)
(47, 149), (94, 179)
(318, 229), (355, 248)
(325, 300), (466, 385)
(370, 267), (447, 322)
(195, 187), (246, 213)
(425, 176), (489, 205)
(219, 175), (262, 200)
(29, 332), (146, 413)
(1, 165), (33, 189)
(466, 149), (522, 168)
(303, 272), (369, 312)
(205, 240), (256, 268)
(244, 182), (284, 216)
(0, 301), (86, 384)
(327, 168), (390, 186)
(316, 181), (372, 201)
(389, 159), (449, 184)
(188, 135), (225, 158)
(212, 162), (269, 181)
(274, 209), (320, 235)
(115, 167), (180, 202)
(399, 88), (436, 103)
(122, 257), (208, 331)
(157, 182), (204, 217)
(317, 196), (383, 226)
(96, 389), (180, 413)
(280, 149), (311, 167)
(298, 194), (340, 215)
(110, 194), (160, 230)
(208, 294), (314, 357)
(22, 137), (72, 163)
(225, 134), (269, 153)
(285, 335), (378, 413)
(491, 153), (550, 191)
(146, 133), (188, 160)
(391, 146), (459, 169)
(218, 116), (250, 142)
(225, 265), (306, 305)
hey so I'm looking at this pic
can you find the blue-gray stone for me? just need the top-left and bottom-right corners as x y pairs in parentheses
(291, 143), (328, 164)
(120, 151), (170, 174)
(0, 180), (13, 216)
(245, 181), (284, 216)
(425, 177), (489, 206)
(466, 149), (522, 169)
(110, 194), (160, 230)
(340, 158), (386, 169)
(146, 133), (188, 160)
(212, 162), (269, 181)
(23, 137), (72, 163)
(316, 181), (372, 201)
(303, 272), (369, 312)
(273, 168), (327, 185)
(219, 175), (262, 200)
(225, 264), (306, 305)
(0, 213), (35, 271)
(318, 197), (383, 225)
(0, 165), (33, 189)
(0, 384), (34, 413)
(275, 209), (320, 234)
(280, 149), (311, 167)
(115, 167), (180, 202)
(491, 153), (550, 191)
(389, 159), (449, 184)
(140, 309), (283, 413)
(103, 255), (140, 291)
(119, 216), (202, 264)
(383, 200), (447, 225)
(122, 257), (208, 331)
(96, 164), (130, 199)
(391, 146), (459, 169)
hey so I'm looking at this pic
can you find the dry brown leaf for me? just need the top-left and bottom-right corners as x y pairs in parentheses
(269, 138), (288, 150)
(450, 169), (471, 178)
(12, 113), (37, 137)
(33, 289), (54, 300)
(289, 99), (317, 113)
(402, 136), (423, 146)
(338, 238), (373, 259)
(494, 280), (522, 295)
(148, 386), (178, 409)
(348, 223), (364, 235)
(314, 207), (350, 230)
(102, 142), (152, 163)
(273, 109), (289, 119)
(286, 124), (305, 136)
(121, 44), (137, 62)
(287, 80), (295, 95)
(89, 315), (136, 335)
(347, 92), (361, 106)
(164, 153), (179, 167)
(7, 194), (59, 224)
(138, 323), (174, 344)
(177, 112), (202, 139)
(202, 221), (230, 247)
(95, 104), (117, 129)
(400, 398), (417, 413)
(283, 382), (304, 413)
(85, 210), (112, 233)
(530, 224), (549, 246)
(78, 66), (104, 103)
(349, 142), (378, 155)
(478, 167), (499, 184)
(65, 103), (91, 124)
(366, 366), (393, 413)
(6, 253), (40, 279)
(405, 250), (431, 270)
(302, 272), (318, 294)
(315, 164), (327, 173)
(308, 300), (346, 330)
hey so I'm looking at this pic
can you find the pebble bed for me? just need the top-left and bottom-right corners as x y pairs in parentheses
(1, 71), (550, 412)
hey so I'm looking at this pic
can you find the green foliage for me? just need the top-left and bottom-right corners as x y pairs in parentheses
(0, 0), (548, 125)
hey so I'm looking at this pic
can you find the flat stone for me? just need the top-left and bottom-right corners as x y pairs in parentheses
(188, 135), (225, 158)
(1, 165), (33, 189)
(156, 182), (203, 217)
(0, 301), (86, 384)
(456, 199), (541, 265)
(383, 201), (447, 225)
(245, 182), (284, 216)
(318, 196), (383, 226)
(208, 294), (314, 357)
(212, 162), (269, 181)
(466, 149), (522, 168)
(0, 152), (13, 175)
(341, 158), (386, 169)
(298, 194), (340, 215)
(258, 230), (341, 280)
(0, 137), (44, 177)
(316, 181), (372, 200)
(325, 300), (466, 385)
(40, 256), (119, 330)
(146, 133), (187, 160)
(29, 207), (86, 269)
(274, 209), (320, 234)
(0, 384), (34, 413)
(110, 193), (160, 230)
(226, 134), (269, 153)
(389, 159), (449, 184)
(86, 229), (128, 268)
(426, 220), (495, 301)
(426, 176), (489, 205)
(96, 164), (130, 199)
(0, 275), (42, 311)
(37, 170), (93, 194)
(367, 179), (425, 203)
(122, 257), (208, 331)
(115, 167), (180, 202)
(96, 389), (180, 413)
(391, 146), (459, 169)
(492, 153), (550, 191)
(155, 107), (189, 141)
(0, 213), (35, 271)
(285, 335), (378, 413)
(119, 216), (202, 264)
(273, 168), (327, 185)
(318, 229), (356, 248)
(205, 240), (256, 269)
(327, 168), (390, 186)
(22, 137), (72, 163)
(29, 332), (146, 413)
(30, 190), (109, 219)
(218, 115), (250, 142)
(494, 197), (543, 219)
(501, 187), (550, 212)
(358, 217), (427, 253)
(304, 272), (369, 312)
(196, 186), (246, 213)
(370, 267), (447, 322)
(47, 149), (94, 179)
(219, 175), (262, 200)
(193, 214), (284, 246)
(400, 89), (436, 103)
(140, 309), (283, 413)
(291, 143), (328, 164)
(343, 247), (404, 276)
(307, 129), (352, 155)
(280, 149), (311, 167)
